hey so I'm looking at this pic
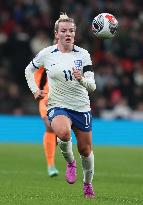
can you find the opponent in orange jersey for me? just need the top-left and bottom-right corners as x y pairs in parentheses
(34, 66), (59, 177)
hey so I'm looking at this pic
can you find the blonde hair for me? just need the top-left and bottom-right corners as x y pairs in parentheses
(54, 13), (76, 32)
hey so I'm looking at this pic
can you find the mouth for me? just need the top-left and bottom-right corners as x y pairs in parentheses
(65, 38), (71, 43)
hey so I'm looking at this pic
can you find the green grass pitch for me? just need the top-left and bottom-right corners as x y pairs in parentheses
(0, 144), (143, 205)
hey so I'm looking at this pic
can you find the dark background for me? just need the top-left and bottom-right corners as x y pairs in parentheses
(0, 0), (143, 120)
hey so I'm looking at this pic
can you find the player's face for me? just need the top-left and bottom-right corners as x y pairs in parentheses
(55, 22), (76, 50)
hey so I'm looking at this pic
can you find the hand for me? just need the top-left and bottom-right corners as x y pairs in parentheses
(72, 67), (82, 81)
(34, 90), (47, 100)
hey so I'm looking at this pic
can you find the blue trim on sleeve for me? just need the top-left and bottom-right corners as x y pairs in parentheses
(72, 48), (79, 52)
(32, 60), (39, 69)
(51, 48), (59, 53)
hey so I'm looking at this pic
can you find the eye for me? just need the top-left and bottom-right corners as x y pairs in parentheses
(61, 30), (66, 33)
(70, 29), (75, 33)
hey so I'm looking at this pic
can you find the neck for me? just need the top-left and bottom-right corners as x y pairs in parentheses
(57, 42), (74, 53)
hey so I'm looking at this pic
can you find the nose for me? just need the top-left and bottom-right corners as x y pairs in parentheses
(66, 30), (71, 36)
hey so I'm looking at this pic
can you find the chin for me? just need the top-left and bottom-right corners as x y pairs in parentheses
(65, 43), (72, 48)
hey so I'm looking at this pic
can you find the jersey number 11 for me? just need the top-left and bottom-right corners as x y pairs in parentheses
(63, 70), (72, 81)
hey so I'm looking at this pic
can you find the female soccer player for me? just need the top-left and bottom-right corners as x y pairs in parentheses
(25, 13), (96, 198)
(34, 66), (59, 177)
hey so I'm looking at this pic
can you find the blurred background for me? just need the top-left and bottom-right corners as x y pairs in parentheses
(0, 0), (143, 123)
(0, 0), (143, 120)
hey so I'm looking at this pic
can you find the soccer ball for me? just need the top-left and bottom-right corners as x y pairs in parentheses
(92, 13), (118, 39)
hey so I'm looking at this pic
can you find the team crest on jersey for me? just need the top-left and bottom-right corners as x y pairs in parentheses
(74, 60), (82, 70)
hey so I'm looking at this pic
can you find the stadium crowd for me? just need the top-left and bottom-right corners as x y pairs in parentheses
(0, 0), (143, 119)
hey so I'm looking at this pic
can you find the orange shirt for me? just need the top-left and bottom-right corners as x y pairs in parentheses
(34, 66), (48, 92)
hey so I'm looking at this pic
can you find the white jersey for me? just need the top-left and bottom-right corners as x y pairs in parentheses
(26, 44), (96, 112)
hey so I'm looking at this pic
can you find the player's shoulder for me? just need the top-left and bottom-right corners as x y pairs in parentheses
(73, 45), (90, 56)
(40, 45), (57, 54)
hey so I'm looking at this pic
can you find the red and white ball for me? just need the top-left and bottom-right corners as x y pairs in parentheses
(92, 13), (118, 39)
